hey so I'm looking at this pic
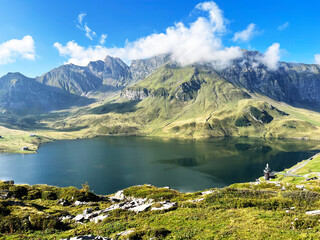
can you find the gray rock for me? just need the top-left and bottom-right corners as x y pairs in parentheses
(130, 54), (170, 81)
(306, 210), (320, 215)
(151, 201), (177, 211)
(0, 190), (10, 200)
(74, 201), (88, 206)
(60, 235), (111, 240)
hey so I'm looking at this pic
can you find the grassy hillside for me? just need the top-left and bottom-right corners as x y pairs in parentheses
(2, 64), (320, 153)
(2, 180), (320, 239)
(32, 65), (320, 141)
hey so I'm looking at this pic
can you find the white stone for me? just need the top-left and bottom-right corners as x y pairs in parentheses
(117, 229), (135, 237)
(130, 203), (153, 213)
(306, 210), (320, 215)
(151, 201), (177, 211)
(90, 214), (108, 223)
(201, 190), (215, 195)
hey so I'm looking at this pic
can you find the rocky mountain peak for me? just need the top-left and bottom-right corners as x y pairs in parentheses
(130, 54), (171, 81)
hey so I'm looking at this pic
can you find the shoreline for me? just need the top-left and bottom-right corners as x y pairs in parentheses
(2, 130), (320, 154)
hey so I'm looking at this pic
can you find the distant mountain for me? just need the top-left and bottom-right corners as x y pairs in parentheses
(36, 64), (103, 96)
(130, 54), (170, 81)
(0, 72), (93, 114)
(216, 50), (320, 109)
(2, 50), (320, 141)
(37, 56), (145, 97)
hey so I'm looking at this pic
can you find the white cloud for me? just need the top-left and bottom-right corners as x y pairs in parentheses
(99, 34), (107, 45)
(315, 54), (320, 65)
(278, 22), (289, 31)
(55, 1), (242, 68)
(76, 13), (96, 40)
(260, 43), (281, 70)
(195, 1), (225, 32)
(0, 35), (35, 64)
(232, 23), (257, 42)
(77, 13), (86, 25)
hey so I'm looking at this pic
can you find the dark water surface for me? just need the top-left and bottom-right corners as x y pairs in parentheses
(0, 137), (319, 194)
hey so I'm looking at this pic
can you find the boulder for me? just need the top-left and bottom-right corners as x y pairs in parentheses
(306, 210), (320, 215)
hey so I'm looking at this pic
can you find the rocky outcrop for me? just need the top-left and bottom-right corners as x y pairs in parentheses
(216, 51), (320, 108)
(121, 88), (149, 100)
(130, 54), (170, 81)
(60, 235), (111, 240)
(175, 78), (206, 101)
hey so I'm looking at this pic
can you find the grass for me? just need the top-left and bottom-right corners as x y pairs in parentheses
(2, 65), (320, 154)
(3, 181), (320, 239)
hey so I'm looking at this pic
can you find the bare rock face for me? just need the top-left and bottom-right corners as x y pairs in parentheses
(216, 51), (320, 108)
(121, 88), (149, 100)
(36, 64), (103, 96)
(37, 56), (133, 96)
(0, 72), (93, 114)
(130, 54), (170, 81)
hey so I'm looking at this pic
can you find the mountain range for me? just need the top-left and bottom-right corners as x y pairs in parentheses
(1, 50), (320, 140)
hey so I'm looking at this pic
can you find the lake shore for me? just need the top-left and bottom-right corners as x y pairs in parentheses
(1, 159), (320, 240)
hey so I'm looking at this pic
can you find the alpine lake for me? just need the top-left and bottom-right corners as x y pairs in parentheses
(0, 136), (319, 195)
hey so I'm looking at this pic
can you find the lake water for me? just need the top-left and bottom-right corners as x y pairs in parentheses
(0, 137), (319, 195)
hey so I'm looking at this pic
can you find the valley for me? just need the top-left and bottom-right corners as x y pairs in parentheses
(2, 52), (320, 153)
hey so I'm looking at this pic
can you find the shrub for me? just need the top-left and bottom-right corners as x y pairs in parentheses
(8, 186), (28, 199)
(0, 203), (10, 216)
(235, 116), (251, 127)
(293, 218), (319, 229)
(148, 227), (171, 238)
(282, 191), (320, 207)
(42, 191), (57, 200)
(26, 189), (42, 200)
(29, 214), (65, 230)
(0, 216), (24, 233)
(123, 185), (180, 201)
(57, 187), (99, 202)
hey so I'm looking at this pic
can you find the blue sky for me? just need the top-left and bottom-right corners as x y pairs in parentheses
(0, 0), (320, 77)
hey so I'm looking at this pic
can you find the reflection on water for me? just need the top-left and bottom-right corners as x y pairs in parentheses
(0, 136), (319, 194)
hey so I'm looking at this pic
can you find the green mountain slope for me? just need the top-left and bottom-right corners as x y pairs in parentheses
(35, 64), (320, 141)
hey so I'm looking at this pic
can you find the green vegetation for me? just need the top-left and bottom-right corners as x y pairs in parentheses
(1, 179), (320, 239)
(2, 65), (320, 153)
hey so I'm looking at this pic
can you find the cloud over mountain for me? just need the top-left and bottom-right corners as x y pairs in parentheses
(54, 1), (281, 70)
(54, 1), (242, 68)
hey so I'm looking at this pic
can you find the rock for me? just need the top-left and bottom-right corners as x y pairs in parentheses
(110, 190), (125, 202)
(83, 208), (93, 214)
(117, 229), (135, 237)
(59, 215), (74, 221)
(189, 198), (204, 203)
(90, 214), (108, 223)
(296, 185), (304, 190)
(130, 54), (170, 81)
(306, 177), (318, 181)
(0, 190), (10, 200)
(151, 201), (177, 211)
(130, 203), (153, 213)
(58, 199), (71, 206)
(74, 201), (88, 206)
(60, 235), (111, 240)
(73, 214), (85, 222)
(306, 210), (320, 215)
(201, 190), (215, 195)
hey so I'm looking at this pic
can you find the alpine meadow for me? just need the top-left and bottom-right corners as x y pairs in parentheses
(1, 1), (320, 239)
